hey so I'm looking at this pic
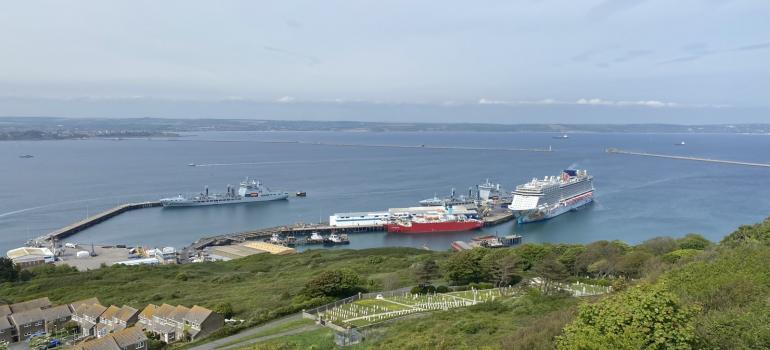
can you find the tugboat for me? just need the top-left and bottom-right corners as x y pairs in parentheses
(19, 155), (34, 158)
(324, 233), (350, 245)
(675, 141), (686, 146)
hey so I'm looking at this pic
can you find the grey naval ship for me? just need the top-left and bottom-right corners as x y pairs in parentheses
(160, 178), (289, 207)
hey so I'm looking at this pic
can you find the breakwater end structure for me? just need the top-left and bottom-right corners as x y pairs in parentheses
(606, 148), (770, 168)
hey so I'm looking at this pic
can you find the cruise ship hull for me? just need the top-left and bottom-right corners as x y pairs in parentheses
(515, 192), (593, 223)
(161, 194), (289, 207)
(385, 220), (483, 233)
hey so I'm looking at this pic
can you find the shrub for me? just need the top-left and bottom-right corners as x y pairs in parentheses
(676, 233), (711, 250)
(662, 249), (701, 264)
(301, 269), (365, 298)
(469, 282), (494, 290)
(435, 285), (450, 293)
(557, 285), (699, 350)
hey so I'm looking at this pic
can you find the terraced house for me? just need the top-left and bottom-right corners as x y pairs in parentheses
(138, 304), (223, 343)
(73, 327), (147, 350)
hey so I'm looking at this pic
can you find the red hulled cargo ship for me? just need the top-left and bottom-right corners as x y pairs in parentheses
(385, 215), (483, 233)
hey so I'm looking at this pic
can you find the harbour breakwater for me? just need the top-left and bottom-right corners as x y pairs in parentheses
(606, 148), (770, 168)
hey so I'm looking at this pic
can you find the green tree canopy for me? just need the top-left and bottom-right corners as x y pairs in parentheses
(301, 269), (364, 299)
(443, 249), (489, 285)
(0, 257), (18, 283)
(676, 233), (711, 250)
(557, 285), (699, 350)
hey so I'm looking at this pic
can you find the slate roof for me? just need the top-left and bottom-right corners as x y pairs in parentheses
(169, 306), (190, 323)
(153, 304), (176, 319)
(9, 308), (45, 326)
(110, 327), (147, 348)
(138, 304), (157, 320)
(42, 304), (73, 321)
(10, 297), (50, 313)
(183, 306), (214, 325)
(69, 297), (101, 311)
(101, 305), (121, 321)
(0, 316), (12, 330)
(76, 336), (122, 350)
(114, 306), (139, 323)
(0, 304), (11, 317)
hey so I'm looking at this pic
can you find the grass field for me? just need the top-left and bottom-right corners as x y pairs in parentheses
(0, 247), (443, 323)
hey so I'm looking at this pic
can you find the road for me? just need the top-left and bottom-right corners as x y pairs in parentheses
(187, 314), (319, 350)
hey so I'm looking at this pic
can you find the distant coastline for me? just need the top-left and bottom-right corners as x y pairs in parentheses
(2, 116), (770, 136)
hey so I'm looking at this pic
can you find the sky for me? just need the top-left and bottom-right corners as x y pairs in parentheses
(1, 0), (769, 123)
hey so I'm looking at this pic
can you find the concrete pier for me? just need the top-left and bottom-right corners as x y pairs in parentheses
(606, 148), (770, 168)
(35, 201), (161, 243)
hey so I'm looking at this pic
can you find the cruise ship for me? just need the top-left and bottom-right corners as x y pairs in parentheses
(509, 169), (594, 223)
(160, 178), (288, 207)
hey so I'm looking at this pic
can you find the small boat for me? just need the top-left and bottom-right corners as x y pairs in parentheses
(19, 155), (34, 158)
(325, 233), (350, 245)
(295, 191), (307, 197)
(268, 233), (283, 244)
(307, 232), (325, 244)
(284, 235), (297, 247)
(675, 141), (686, 146)
(552, 134), (569, 139)
(188, 163), (196, 167)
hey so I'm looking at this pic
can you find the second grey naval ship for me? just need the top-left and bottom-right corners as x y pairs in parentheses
(160, 178), (289, 207)
(509, 169), (594, 223)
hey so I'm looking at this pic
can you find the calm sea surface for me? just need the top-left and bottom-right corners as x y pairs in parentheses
(2, 131), (770, 253)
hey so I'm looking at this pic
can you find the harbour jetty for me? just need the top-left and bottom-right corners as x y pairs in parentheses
(33, 201), (161, 244)
(184, 210), (515, 254)
(606, 148), (770, 168)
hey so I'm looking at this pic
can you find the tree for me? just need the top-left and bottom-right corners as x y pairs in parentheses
(412, 259), (439, 285)
(616, 250), (654, 278)
(0, 257), (18, 283)
(443, 249), (489, 285)
(213, 302), (235, 319)
(301, 269), (364, 298)
(575, 240), (627, 277)
(488, 253), (522, 287)
(677, 233), (711, 250)
(534, 256), (568, 295)
(556, 285), (699, 350)
(640, 236), (679, 255)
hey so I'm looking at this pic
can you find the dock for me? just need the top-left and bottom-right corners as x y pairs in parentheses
(482, 210), (515, 226)
(606, 148), (770, 168)
(34, 201), (161, 243)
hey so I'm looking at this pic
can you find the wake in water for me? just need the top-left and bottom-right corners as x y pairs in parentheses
(0, 192), (161, 219)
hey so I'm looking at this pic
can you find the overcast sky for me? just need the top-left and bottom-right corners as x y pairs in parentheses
(1, 0), (769, 123)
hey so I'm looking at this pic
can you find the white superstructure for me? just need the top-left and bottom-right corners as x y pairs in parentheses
(329, 211), (390, 227)
(509, 169), (594, 223)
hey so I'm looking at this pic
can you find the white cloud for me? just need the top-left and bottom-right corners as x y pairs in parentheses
(479, 97), (707, 108)
(276, 96), (295, 103)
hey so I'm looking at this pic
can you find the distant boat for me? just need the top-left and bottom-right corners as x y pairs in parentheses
(553, 134), (569, 139)
(188, 163), (196, 167)
(19, 155), (34, 159)
(675, 141), (686, 146)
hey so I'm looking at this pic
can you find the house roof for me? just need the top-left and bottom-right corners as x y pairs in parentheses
(169, 306), (190, 323)
(9, 308), (45, 326)
(0, 304), (11, 317)
(10, 297), (51, 313)
(42, 304), (73, 321)
(153, 304), (176, 319)
(101, 305), (121, 321)
(0, 316), (12, 330)
(110, 327), (147, 348)
(114, 306), (138, 322)
(77, 303), (108, 319)
(138, 304), (157, 320)
(183, 306), (214, 325)
(70, 297), (101, 311)
(76, 336), (121, 350)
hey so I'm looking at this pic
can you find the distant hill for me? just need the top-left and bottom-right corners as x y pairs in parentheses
(2, 116), (770, 134)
